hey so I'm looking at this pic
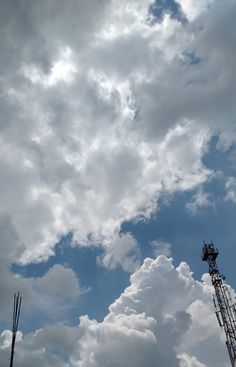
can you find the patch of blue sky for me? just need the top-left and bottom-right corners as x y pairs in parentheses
(181, 52), (202, 66)
(149, 0), (187, 23)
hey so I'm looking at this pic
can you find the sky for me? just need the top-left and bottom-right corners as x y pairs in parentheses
(0, 0), (236, 366)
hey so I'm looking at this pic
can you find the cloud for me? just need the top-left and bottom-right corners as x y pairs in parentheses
(179, 353), (206, 367)
(176, 0), (215, 21)
(0, 0), (235, 268)
(150, 239), (172, 257)
(0, 256), (229, 367)
(186, 188), (213, 215)
(72, 257), (229, 367)
(0, 330), (22, 350)
(97, 232), (141, 272)
(21, 46), (77, 87)
(225, 177), (236, 203)
(0, 262), (81, 324)
(1, 1), (235, 365)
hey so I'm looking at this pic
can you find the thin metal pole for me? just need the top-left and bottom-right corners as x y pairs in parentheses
(10, 293), (22, 367)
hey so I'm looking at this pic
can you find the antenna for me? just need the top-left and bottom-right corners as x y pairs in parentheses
(10, 293), (22, 367)
(202, 242), (236, 367)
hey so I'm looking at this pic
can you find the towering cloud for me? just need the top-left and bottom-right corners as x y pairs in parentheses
(0, 256), (228, 366)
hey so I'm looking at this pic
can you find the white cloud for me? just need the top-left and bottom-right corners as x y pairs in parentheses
(0, 256), (229, 367)
(0, 330), (22, 350)
(176, 0), (215, 21)
(22, 47), (77, 87)
(225, 177), (236, 203)
(0, 0), (235, 268)
(150, 239), (172, 257)
(186, 188), (213, 215)
(97, 232), (141, 272)
(179, 353), (206, 367)
(73, 257), (230, 367)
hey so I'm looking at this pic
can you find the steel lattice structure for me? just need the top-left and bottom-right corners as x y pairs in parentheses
(10, 293), (22, 367)
(202, 242), (236, 367)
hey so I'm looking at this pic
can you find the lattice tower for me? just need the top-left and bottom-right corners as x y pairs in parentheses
(202, 242), (236, 367)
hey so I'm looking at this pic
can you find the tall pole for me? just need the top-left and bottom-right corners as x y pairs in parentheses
(202, 242), (236, 367)
(10, 293), (22, 367)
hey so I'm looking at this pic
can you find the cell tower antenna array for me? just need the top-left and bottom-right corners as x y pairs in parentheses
(202, 242), (236, 367)
(10, 292), (22, 367)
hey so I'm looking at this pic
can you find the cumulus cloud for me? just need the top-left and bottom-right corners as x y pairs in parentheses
(71, 257), (230, 367)
(0, 256), (229, 367)
(1, 0), (235, 267)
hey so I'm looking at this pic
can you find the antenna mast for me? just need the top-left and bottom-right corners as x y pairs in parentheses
(10, 293), (22, 367)
(202, 242), (236, 367)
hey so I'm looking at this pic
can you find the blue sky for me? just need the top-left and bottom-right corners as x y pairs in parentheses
(0, 1), (236, 366)
(150, 0), (186, 22)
